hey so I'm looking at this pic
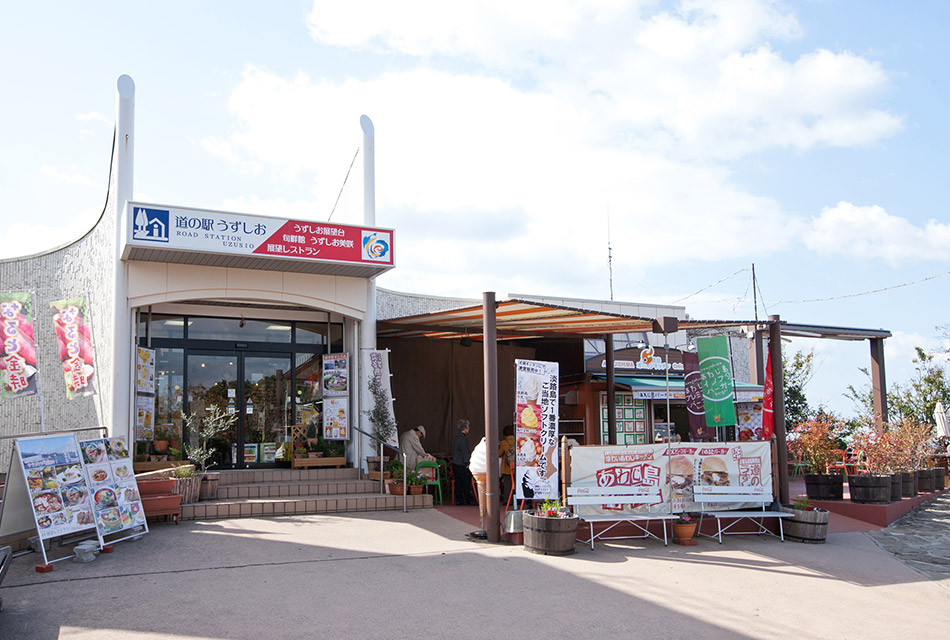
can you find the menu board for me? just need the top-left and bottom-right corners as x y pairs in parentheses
(323, 397), (348, 440)
(135, 395), (155, 441)
(322, 353), (349, 397)
(78, 437), (148, 537)
(15, 434), (97, 540)
(136, 347), (156, 394)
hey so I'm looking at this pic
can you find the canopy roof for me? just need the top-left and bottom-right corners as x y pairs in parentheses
(377, 297), (891, 341)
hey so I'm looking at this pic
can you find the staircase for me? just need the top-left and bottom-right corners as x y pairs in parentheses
(180, 467), (432, 521)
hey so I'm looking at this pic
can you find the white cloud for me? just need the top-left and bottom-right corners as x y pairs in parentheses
(75, 111), (110, 125)
(39, 165), (97, 187)
(307, 0), (901, 159)
(803, 202), (950, 264)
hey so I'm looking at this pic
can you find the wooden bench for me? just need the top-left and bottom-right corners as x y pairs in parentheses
(567, 486), (676, 549)
(694, 486), (791, 543)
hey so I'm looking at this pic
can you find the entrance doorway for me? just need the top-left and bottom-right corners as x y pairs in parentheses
(186, 351), (292, 468)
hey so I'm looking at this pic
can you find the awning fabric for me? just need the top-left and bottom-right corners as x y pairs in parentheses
(378, 298), (755, 340)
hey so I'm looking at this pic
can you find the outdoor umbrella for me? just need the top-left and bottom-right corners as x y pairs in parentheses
(935, 400), (950, 439)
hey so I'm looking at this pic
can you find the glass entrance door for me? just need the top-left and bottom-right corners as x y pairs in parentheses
(186, 353), (238, 467)
(186, 351), (292, 469)
(243, 354), (292, 466)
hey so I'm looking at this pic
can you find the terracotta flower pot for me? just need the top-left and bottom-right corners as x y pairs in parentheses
(152, 440), (169, 453)
(672, 522), (697, 543)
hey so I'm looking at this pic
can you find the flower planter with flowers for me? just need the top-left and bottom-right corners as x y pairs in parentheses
(523, 499), (579, 556)
(848, 426), (897, 504)
(388, 468), (426, 495)
(779, 496), (829, 543)
(671, 513), (697, 546)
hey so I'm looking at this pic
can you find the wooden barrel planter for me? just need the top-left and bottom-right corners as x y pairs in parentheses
(523, 512), (579, 556)
(916, 468), (935, 493)
(889, 473), (902, 502)
(935, 468), (947, 491)
(804, 474), (843, 500)
(848, 474), (891, 504)
(779, 505), (829, 544)
(900, 471), (918, 497)
(199, 472), (221, 500)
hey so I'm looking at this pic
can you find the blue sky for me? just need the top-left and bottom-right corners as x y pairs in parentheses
(1, 1), (948, 417)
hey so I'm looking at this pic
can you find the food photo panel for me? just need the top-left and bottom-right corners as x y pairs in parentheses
(86, 462), (113, 487)
(81, 439), (108, 464)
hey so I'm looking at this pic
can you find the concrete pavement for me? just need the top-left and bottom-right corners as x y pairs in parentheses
(0, 505), (948, 640)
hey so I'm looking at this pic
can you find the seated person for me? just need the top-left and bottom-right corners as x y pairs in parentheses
(398, 425), (434, 471)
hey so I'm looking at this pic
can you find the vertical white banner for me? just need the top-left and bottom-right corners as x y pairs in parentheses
(363, 349), (398, 448)
(515, 359), (559, 500)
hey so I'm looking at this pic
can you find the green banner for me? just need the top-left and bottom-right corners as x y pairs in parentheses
(697, 336), (736, 428)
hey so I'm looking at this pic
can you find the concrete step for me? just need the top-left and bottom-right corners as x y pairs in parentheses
(179, 468), (432, 521)
(181, 492), (431, 520)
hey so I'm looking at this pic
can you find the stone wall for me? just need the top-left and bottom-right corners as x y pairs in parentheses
(0, 139), (118, 470)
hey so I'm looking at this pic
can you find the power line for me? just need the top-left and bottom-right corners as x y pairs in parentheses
(772, 270), (950, 305)
(328, 147), (360, 222)
(673, 268), (748, 303)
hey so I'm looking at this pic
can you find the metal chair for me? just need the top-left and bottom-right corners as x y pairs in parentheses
(826, 449), (851, 477)
(789, 449), (808, 480)
(416, 460), (443, 505)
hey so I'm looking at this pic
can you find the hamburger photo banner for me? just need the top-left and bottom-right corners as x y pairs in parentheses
(49, 296), (97, 400)
(0, 292), (39, 399)
(696, 336), (737, 429)
(515, 359), (559, 500)
(570, 441), (773, 515)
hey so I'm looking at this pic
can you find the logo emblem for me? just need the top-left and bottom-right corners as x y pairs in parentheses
(361, 231), (390, 262)
(131, 207), (169, 243)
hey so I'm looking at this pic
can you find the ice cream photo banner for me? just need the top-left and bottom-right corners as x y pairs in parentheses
(514, 359), (559, 501)
(0, 291), (39, 399)
(49, 297), (97, 399)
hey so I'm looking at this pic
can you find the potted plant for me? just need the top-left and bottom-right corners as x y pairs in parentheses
(779, 495), (830, 543)
(523, 498), (579, 556)
(389, 468), (426, 495)
(849, 425), (897, 504)
(307, 441), (324, 458)
(170, 464), (200, 504)
(152, 425), (173, 454)
(792, 414), (845, 500)
(183, 406), (237, 500)
(671, 513), (697, 545)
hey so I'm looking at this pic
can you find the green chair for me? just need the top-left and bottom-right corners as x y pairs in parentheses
(416, 460), (443, 505)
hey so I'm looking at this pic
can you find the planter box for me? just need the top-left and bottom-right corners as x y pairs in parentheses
(523, 512), (579, 556)
(804, 474), (843, 501)
(199, 472), (221, 501)
(917, 468), (935, 493)
(848, 474), (892, 504)
(889, 473), (902, 502)
(137, 478), (176, 496)
(779, 505), (829, 543)
(901, 471), (918, 497)
(142, 493), (183, 521)
(292, 456), (346, 469)
(172, 475), (201, 504)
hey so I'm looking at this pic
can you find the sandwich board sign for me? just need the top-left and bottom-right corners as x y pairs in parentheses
(0, 433), (148, 567)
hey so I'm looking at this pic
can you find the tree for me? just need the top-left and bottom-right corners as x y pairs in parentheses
(783, 349), (816, 431)
(889, 347), (950, 425)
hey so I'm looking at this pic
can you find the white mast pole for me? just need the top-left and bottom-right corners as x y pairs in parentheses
(359, 115), (377, 470)
(112, 75), (135, 443)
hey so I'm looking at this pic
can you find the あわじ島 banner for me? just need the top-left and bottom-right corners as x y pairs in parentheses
(49, 297), (97, 399)
(569, 441), (772, 516)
